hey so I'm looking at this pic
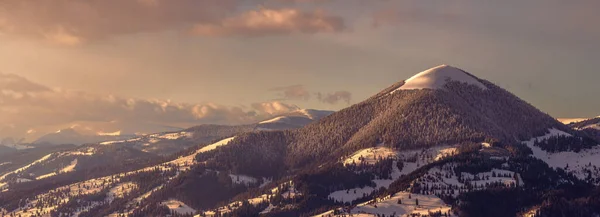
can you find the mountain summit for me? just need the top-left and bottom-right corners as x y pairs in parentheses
(395, 65), (487, 91)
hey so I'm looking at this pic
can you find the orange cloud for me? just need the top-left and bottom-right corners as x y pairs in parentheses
(0, 0), (345, 44)
(192, 8), (345, 37)
(269, 85), (312, 101)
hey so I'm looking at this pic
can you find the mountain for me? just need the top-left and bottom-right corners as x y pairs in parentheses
(0, 109), (331, 192)
(32, 128), (137, 146)
(211, 65), (569, 171)
(558, 118), (590, 125)
(568, 116), (600, 130)
(0, 137), (33, 156)
(2, 65), (600, 217)
(564, 116), (600, 143)
(92, 109), (333, 156)
(256, 109), (334, 130)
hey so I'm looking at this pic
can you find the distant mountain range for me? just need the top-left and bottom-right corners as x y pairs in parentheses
(1, 65), (599, 217)
(0, 108), (333, 194)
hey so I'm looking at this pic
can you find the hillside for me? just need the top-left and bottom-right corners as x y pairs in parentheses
(256, 109), (334, 130)
(2, 65), (600, 217)
(205, 65), (569, 173)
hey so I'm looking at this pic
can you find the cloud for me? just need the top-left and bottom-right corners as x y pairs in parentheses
(251, 101), (300, 115)
(191, 8), (345, 37)
(0, 73), (301, 140)
(0, 0), (235, 44)
(317, 91), (352, 104)
(268, 84), (351, 104)
(269, 85), (311, 101)
(0, 73), (51, 92)
(0, 0), (345, 44)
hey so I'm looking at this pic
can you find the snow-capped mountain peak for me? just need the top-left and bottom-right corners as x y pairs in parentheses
(256, 109), (334, 130)
(395, 64), (487, 92)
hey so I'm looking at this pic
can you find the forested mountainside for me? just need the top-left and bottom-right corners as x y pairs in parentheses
(0, 109), (330, 202)
(202, 65), (570, 174)
(567, 117), (600, 141)
(2, 65), (600, 217)
(0, 109), (331, 193)
(568, 117), (600, 130)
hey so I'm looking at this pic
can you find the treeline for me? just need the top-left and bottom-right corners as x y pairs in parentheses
(533, 135), (597, 153)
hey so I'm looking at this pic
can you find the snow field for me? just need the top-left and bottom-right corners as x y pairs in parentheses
(332, 146), (459, 203)
(161, 199), (196, 215)
(524, 128), (600, 181)
(316, 192), (453, 217)
(391, 65), (487, 94)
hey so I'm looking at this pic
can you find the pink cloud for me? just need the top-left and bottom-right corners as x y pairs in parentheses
(192, 8), (345, 37)
(0, 0), (345, 44)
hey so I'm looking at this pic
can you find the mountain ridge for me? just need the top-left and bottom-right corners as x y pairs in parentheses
(2, 65), (599, 217)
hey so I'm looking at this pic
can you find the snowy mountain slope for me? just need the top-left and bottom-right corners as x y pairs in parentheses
(161, 200), (196, 215)
(524, 128), (600, 183)
(569, 116), (600, 130)
(558, 118), (590, 125)
(256, 109), (334, 130)
(331, 145), (458, 203)
(392, 64), (487, 93)
(212, 65), (569, 174)
(0, 144), (157, 190)
(0, 137), (241, 217)
(33, 128), (136, 146)
(316, 192), (454, 217)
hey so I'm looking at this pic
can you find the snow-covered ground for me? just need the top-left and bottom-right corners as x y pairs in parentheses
(414, 164), (522, 197)
(259, 116), (290, 124)
(0, 153), (53, 182)
(60, 159), (78, 173)
(63, 147), (96, 156)
(99, 131), (191, 146)
(320, 162), (522, 217)
(35, 172), (57, 180)
(344, 146), (398, 166)
(391, 65), (487, 93)
(344, 146), (458, 168)
(332, 146), (459, 203)
(161, 200), (196, 215)
(2, 137), (240, 217)
(168, 137), (236, 171)
(34, 159), (79, 180)
(16, 178), (31, 183)
(524, 128), (600, 181)
(151, 131), (193, 140)
(197, 137), (235, 153)
(203, 181), (301, 216)
(317, 192), (453, 217)
(107, 182), (138, 203)
(100, 137), (142, 145)
(230, 174), (258, 185)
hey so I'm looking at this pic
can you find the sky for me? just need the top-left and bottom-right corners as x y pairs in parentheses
(1, 0), (599, 141)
